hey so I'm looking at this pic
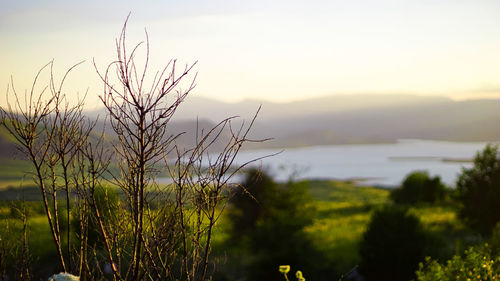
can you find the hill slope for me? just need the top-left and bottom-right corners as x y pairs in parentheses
(2, 94), (500, 155)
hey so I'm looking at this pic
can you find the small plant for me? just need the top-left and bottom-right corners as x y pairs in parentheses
(279, 265), (306, 281)
(295, 270), (306, 281)
(279, 265), (290, 281)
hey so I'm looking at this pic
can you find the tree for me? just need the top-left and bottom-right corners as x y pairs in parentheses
(359, 206), (439, 281)
(225, 169), (331, 281)
(390, 171), (447, 204)
(228, 168), (279, 239)
(457, 144), (500, 236)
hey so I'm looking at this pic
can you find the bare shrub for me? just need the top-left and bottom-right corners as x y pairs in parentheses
(1, 16), (267, 281)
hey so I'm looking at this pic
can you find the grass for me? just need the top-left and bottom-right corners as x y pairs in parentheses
(302, 180), (390, 274)
(0, 172), (469, 279)
(409, 205), (459, 231)
(307, 179), (389, 204)
(294, 180), (466, 275)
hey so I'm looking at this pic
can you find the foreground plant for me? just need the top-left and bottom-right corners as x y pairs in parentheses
(1, 16), (266, 281)
(279, 265), (306, 281)
(416, 243), (500, 281)
(295, 270), (306, 281)
(279, 265), (290, 281)
(0, 61), (88, 273)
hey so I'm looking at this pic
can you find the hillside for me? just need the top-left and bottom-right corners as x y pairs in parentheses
(2, 94), (500, 156)
(252, 98), (500, 146)
(166, 94), (500, 149)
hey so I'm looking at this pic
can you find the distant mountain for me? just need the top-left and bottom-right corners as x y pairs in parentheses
(83, 94), (452, 122)
(83, 94), (500, 149)
(169, 94), (453, 122)
(159, 94), (500, 148)
(2, 94), (499, 158)
(252, 98), (500, 148)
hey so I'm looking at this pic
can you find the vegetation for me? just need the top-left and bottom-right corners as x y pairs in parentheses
(416, 221), (500, 281)
(456, 144), (500, 236)
(2, 163), (496, 280)
(224, 169), (332, 281)
(278, 265), (306, 281)
(1, 37), (499, 279)
(358, 206), (446, 281)
(303, 180), (389, 275)
(0, 18), (264, 280)
(390, 171), (448, 205)
(416, 243), (500, 280)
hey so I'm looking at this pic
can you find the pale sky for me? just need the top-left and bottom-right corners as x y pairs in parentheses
(1, 0), (500, 109)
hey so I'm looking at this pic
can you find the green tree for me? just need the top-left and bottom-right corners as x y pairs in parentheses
(359, 206), (442, 281)
(457, 144), (500, 236)
(391, 171), (447, 204)
(226, 169), (332, 281)
(228, 168), (279, 239)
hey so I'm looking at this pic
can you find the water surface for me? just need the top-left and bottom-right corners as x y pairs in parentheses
(234, 140), (497, 187)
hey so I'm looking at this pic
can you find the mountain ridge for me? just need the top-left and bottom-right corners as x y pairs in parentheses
(1, 94), (498, 156)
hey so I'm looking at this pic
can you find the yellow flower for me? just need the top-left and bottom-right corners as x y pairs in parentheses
(279, 265), (290, 274)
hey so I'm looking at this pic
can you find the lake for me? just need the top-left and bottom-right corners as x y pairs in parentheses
(234, 139), (498, 187)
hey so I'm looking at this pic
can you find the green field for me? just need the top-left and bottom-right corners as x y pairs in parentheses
(303, 180), (390, 274)
(0, 159), (471, 279)
(210, 179), (467, 276)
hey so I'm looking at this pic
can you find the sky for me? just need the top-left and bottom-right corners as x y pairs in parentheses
(1, 0), (500, 109)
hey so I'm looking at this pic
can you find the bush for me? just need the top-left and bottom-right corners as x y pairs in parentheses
(391, 171), (447, 204)
(457, 144), (500, 236)
(228, 168), (279, 239)
(489, 222), (500, 254)
(359, 206), (442, 281)
(416, 243), (500, 281)
(0, 18), (261, 280)
(226, 169), (333, 281)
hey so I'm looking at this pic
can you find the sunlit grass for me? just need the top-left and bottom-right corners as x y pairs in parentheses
(299, 180), (390, 274)
(0, 176), (467, 278)
(306, 179), (388, 203)
(300, 180), (464, 275)
(0, 206), (10, 217)
(0, 214), (54, 262)
(409, 206), (459, 229)
(28, 215), (56, 259)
